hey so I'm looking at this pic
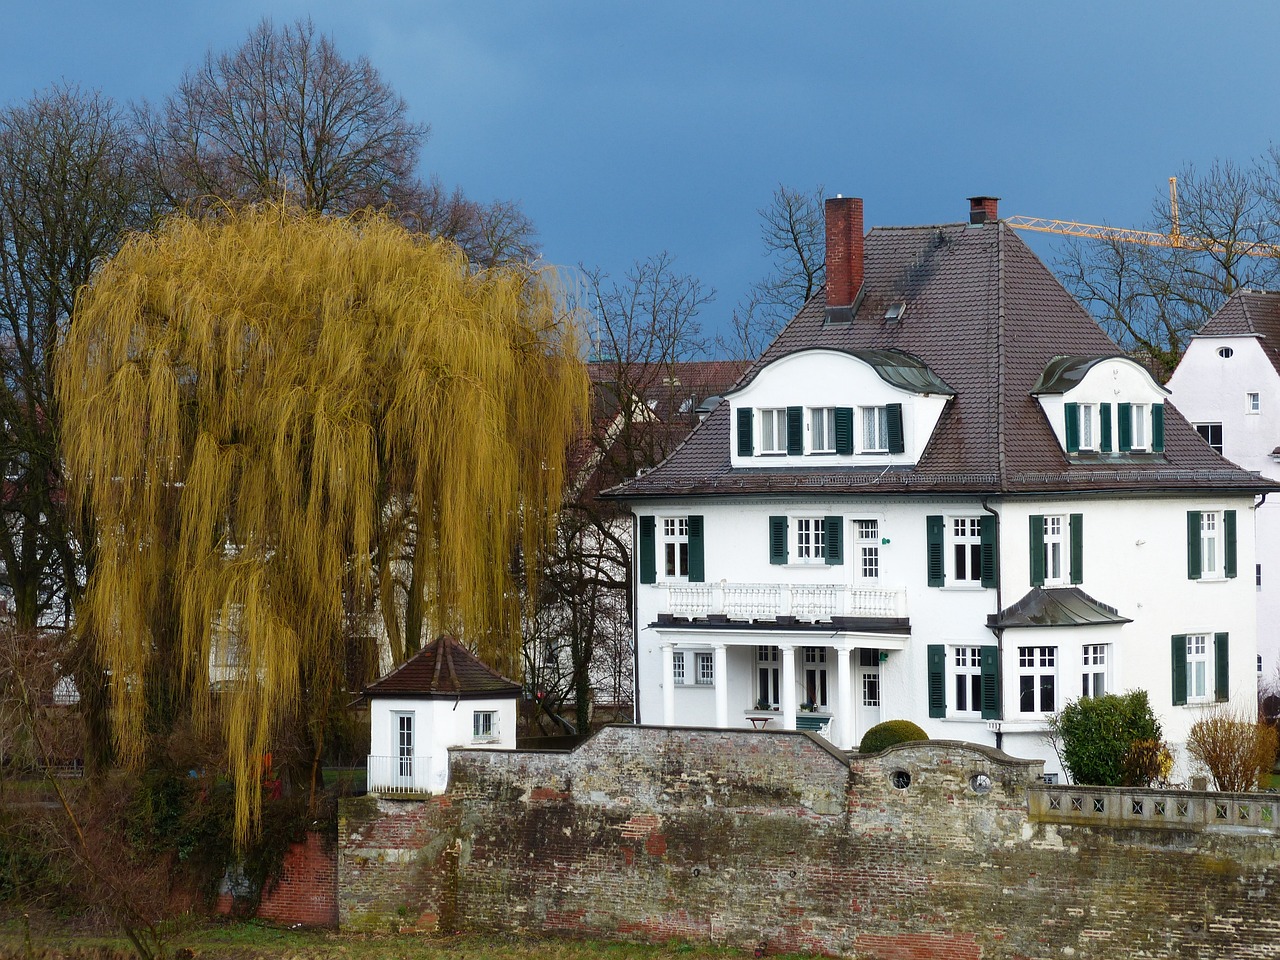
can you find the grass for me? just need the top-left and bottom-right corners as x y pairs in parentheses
(0, 920), (798, 960)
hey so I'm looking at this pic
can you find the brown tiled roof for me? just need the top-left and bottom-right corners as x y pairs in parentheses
(362, 634), (520, 700)
(608, 222), (1274, 499)
(1195, 290), (1280, 380)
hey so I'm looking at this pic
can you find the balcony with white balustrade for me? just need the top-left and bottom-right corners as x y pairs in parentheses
(658, 579), (908, 626)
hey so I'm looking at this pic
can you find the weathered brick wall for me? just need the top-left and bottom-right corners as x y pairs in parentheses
(338, 726), (1280, 958)
(217, 830), (338, 927)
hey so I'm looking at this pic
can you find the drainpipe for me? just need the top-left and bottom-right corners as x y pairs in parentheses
(631, 510), (641, 725)
(981, 497), (1004, 753)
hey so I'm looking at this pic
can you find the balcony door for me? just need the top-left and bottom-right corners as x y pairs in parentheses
(394, 711), (414, 784)
(856, 649), (882, 738)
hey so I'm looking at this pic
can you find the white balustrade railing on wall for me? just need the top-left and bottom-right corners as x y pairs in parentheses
(366, 754), (435, 795)
(664, 581), (906, 622)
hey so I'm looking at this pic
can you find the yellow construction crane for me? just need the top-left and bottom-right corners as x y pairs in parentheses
(1006, 178), (1280, 259)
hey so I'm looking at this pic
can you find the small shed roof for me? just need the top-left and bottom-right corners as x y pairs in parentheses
(362, 634), (521, 700)
(987, 587), (1131, 629)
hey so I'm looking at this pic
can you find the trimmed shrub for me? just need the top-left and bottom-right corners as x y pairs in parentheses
(859, 719), (928, 754)
(1050, 691), (1163, 786)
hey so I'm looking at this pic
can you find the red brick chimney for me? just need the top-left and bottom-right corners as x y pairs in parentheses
(825, 196), (864, 308)
(968, 196), (1000, 224)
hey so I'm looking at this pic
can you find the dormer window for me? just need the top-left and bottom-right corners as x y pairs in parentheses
(1064, 402), (1100, 452)
(810, 407), (837, 453)
(862, 406), (890, 452)
(760, 408), (788, 454)
(1130, 403), (1148, 450)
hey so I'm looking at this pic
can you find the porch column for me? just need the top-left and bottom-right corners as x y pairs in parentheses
(713, 643), (729, 729)
(661, 642), (676, 726)
(837, 647), (853, 750)
(779, 643), (797, 731)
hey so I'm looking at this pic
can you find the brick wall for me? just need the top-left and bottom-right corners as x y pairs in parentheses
(339, 726), (1280, 958)
(217, 831), (338, 928)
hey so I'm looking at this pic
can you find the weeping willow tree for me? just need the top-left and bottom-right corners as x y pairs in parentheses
(55, 203), (587, 843)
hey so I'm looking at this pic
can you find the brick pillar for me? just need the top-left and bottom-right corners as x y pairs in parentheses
(824, 196), (864, 307)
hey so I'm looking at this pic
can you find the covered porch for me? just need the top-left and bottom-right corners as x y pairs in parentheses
(653, 625), (910, 751)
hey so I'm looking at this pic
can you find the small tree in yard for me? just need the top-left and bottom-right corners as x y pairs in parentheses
(1186, 708), (1279, 792)
(1048, 691), (1165, 786)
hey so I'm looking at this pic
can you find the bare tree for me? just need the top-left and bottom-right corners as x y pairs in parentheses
(723, 183), (826, 361)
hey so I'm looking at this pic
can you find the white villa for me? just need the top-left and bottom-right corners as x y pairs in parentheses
(608, 194), (1272, 781)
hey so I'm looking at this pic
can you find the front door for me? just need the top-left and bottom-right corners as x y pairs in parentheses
(394, 711), (414, 785)
(855, 649), (882, 742)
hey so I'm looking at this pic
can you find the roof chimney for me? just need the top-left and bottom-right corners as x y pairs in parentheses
(968, 196), (1000, 224)
(825, 196), (864, 313)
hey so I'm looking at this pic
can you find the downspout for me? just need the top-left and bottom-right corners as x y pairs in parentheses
(631, 510), (641, 724)
(983, 504), (1004, 754)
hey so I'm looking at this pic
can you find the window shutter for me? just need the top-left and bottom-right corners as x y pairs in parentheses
(834, 407), (854, 455)
(639, 516), (656, 584)
(886, 403), (905, 454)
(769, 516), (788, 565)
(1069, 513), (1084, 585)
(1214, 632), (1230, 702)
(979, 514), (998, 588)
(980, 645), (1000, 720)
(1029, 515), (1046, 587)
(687, 515), (705, 582)
(737, 407), (754, 457)
(1152, 403), (1165, 452)
(1099, 403), (1112, 453)
(1224, 510), (1237, 579)
(1117, 402), (1132, 452)
(926, 515), (945, 586)
(823, 515), (843, 565)
(1187, 511), (1202, 580)
(1171, 635), (1188, 706)
(786, 406), (804, 455)
(927, 644), (946, 718)
(1064, 402), (1080, 453)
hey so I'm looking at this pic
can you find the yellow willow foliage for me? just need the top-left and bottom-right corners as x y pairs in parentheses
(56, 203), (587, 844)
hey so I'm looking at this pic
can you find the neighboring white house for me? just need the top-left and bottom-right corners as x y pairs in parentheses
(1167, 290), (1280, 681)
(361, 633), (519, 795)
(607, 195), (1274, 783)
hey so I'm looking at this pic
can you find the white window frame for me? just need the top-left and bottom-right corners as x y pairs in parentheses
(1187, 634), (1211, 703)
(861, 670), (881, 707)
(1041, 515), (1067, 586)
(794, 517), (827, 563)
(952, 646), (983, 717)
(472, 709), (499, 742)
(854, 519), (880, 582)
(1078, 403), (1097, 451)
(951, 516), (983, 584)
(1130, 403), (1149, 450)
(810, 407), (837, 454)
(1200, 511), (1224, 580)
(756, 645), (779, 708)
(394, 711), (414, 779)
(661, 516), (689, 580)
(672, 651), (686, 685)
(860, 406), (889, 453)
(760, 408), (788, 454)
(803, 646), (828, 709)
(1018, 646), (1057, 714)
(1081, 644), (1109, 699)
(1196, 422), (1223, 453)
(1247, 392), (1261, 415)
(694, 651), (714, 686)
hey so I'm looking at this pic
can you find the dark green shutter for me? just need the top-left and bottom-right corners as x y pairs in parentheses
(1029, 514), (1046, 587)
(1069, 513), (1083, 585)
(737, 407), (754, 457)
(1214, 633), (1230, 702)
(927, 644), (946, 718)
(639, 516), (656, 584)
(1187, 511), (1202, 580)
(687, 515), (705, 583)
(1099, 403), (1112, 453)
(1117, 402), (1132, 452)
(1151, 403), (1165, 452)
(979, 514), (998, 588)
(1171, 635), (1188, 706)
(834, 407), (854, 455)
(886, 403), (905, 454)
(980, 645), (1000, 720)
(769, 516), (788, 565)
(824, 515), (843, 565)
(1225, 510), (1237, 579)
(786, 406), (803, 455)
(926, 515), (945, 586)
(1064, 402), (1080, 453)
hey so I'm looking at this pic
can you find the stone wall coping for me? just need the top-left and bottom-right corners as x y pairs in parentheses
(851, 738), (1045, 772)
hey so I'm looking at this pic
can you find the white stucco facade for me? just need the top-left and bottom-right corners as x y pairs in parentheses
(1168, 331), (1278, 679)
(367, 694), (516, 794)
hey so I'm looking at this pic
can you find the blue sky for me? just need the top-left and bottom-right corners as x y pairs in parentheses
(3, 2), (1280, 346)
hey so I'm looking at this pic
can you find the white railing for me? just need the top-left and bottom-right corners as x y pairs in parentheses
(665, 581), (906, 621)
(366, 753), (437, 795)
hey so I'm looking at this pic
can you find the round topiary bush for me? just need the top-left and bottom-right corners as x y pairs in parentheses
(858, 719), (928, 754)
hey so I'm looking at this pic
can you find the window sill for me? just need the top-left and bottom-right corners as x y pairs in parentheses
(1195, 576), (1229, 583)
(471, 737), (501, 745)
